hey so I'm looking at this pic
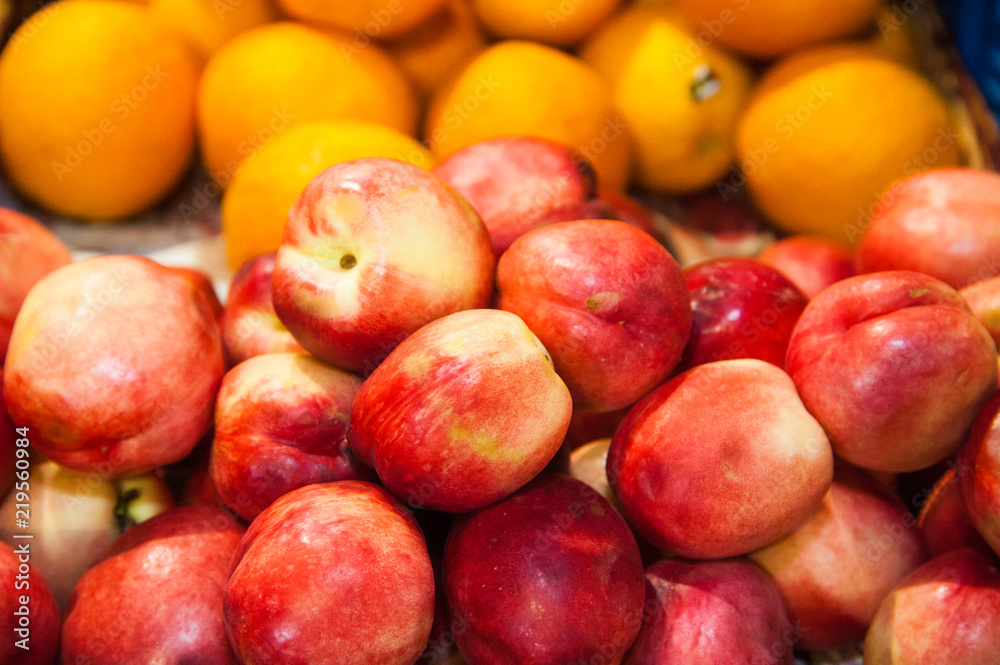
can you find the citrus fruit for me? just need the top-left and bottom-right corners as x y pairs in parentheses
(197, 21), (417, 185)
(581, 5), (752, 193)
(672, 0), (882, 59)
(0, 0), (199, 220)
(148, 0), (280, 62)
(470, 0), (623, 46)
(382, 0), (485, 98)
(276, 0), (445, 38)
(425, 40), (631, 190)
(221, 120), (434, 269)
(734, 45), (961, 245)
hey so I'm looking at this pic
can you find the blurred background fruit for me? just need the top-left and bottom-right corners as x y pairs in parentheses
(276, 0), (444, 38)
(221, 120), (433, 269)
(425, 40), (631, 190)
(735, 44), (961, 246)
(581, 5), (753, 192)
(196, 21), (417, 185)
(470, 0), (623, 47)
(0, 208), (71, 362)
(147, 0), (280, 62)
(672, 0), (883, 59)
(0, 0), (199, 219)
(380, 0), (485, 99)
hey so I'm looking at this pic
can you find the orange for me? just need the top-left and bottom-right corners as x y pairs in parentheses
(197, 21), (417, 185)
(148, 0), (280, 62)
(276, 0), (445, 38)
(382, 0), (485, 98)
(0, 0), (199, 220)
(581, 5), (752, 193)
(734, 45), (961, 246)
(425, 40), (631, 190)
(672, 0), (882, 59)
(470, 0), (623, 47)
(221, 120), (434, 269)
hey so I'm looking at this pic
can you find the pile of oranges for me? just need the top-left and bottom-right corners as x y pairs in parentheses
(0, 0), (970, 269)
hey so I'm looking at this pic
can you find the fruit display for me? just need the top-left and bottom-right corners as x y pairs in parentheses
(1, 0), (1000, 664)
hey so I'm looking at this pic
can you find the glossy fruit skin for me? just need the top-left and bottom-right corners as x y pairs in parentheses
(432, 136), (598, 257)
(608, 358), (834, 559)
(680, 257), (807, 370)
(224, 481), (435, 665)
(3, 254), (224, 477)
(444, 474), (645, 665)
(958, 393), (1000, 557)
(220, 252), (305, 366)
(61, 505), (244, 664)
(864, 548), (1000, 665)
(625, 558), (794, 665)
(497, 219), (692, 412)
(857, 168), (1000, 289)
(748, 466), (929, 651)
(0, 541), (60, 665)
(209, 352), (374, 522)
(348, 309), (572, 513)
(786, 270), (999, 473)
(272, 157), (495, 375)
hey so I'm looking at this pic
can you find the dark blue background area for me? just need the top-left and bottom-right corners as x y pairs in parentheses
(939, 0), (1000, 119)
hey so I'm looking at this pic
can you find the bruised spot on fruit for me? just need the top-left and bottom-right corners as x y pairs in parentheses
(909, 288), (930, 298)
(690, 64), (721, 102)
(586, 291), (620, 313)
(339, 254), (357, 270)
(589, 502), (605, 517)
